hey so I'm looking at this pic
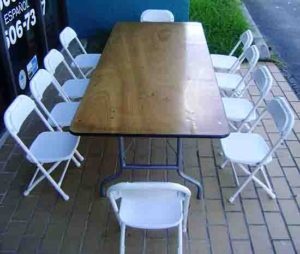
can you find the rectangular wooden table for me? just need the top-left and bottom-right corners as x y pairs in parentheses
(71, 22), (230, 198)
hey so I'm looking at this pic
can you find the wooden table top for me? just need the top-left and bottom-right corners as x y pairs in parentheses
(71, 22), (230, 138)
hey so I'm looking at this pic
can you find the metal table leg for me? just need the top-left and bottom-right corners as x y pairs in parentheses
(176, 138), (203, 199)
(100, 137), (203, 199)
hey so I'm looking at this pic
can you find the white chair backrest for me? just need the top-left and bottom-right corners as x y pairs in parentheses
(244, 45), (260, 69)
(253, 66), (273, 97)
(267, 97), (295, 138)
(30, 69), (69, 102)
(140, 9), (175, 22)
(60, 27), (87, 54)
(107, 182), (191, 224)
(60, 27), (77, 48)
(230, 30), (253, 56)
(44, 49), (81, 79)
(44, 49), (65, 74)
(4, 95), (37, 135)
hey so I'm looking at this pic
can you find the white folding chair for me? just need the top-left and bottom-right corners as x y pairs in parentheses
(216, 45), (260, 97)
(4, 95), (84, 200)
(107, 182), (191, 254)
(222, 66), (273, 130)
(220, 97), (295, 203)
(59, 27), (101, 76)
(211, 30), (253, 73)
(44, 49), (89, 100)
(140, 9), (175, 22)
(30, 69), (80, 128)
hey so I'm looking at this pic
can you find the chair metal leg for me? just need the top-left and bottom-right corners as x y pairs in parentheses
(178, 222), (183, 254)
(120, 224), (126, 254)
(220, 159), (229, 169)
(231, 162), (240, 186)
(229, 165), (276, 203)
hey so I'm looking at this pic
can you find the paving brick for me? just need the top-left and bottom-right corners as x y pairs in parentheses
(268, 63), (281, 73)
(18, 236), (40, 254)
(287, 141), (300, 158)
(265, 159), (284, 177)
(279, 200), (300, 225)
(0, 172), (15, 194)
(291, 102), (300, 113)
(249, 225), (273, 254)
(257, 189), (280, 212)
(288, 226), (300, 253)
(218, 168), (236, 188)
(271, 177), (293, 199)
(226, 212), (248, 240)
(203, 177), (221, 199)
(0, 144), (14, 162)
(276, 148), (296, 167)
(273, 72), (287, 82)
(283, 167), (300, 187)
(271, 86), (285, 96)
(167, 233), (189, 254)
(145, 238), (167, 254)
(239, 176), (257, 199)
(242, 199), (264, 225)
(189, 240), (210, 254)
(277, 81), (293, 92)
(221, 188), (243, 212)
(208, 225), (231, 254)
(206, 200), (226, 225)
(197, 139), (213, 157)
(200, 157), (217, 177)
(12, 196), (38, 221)
(285, 91), (299, 102)
(0, 205), (17, 233)
(0, 221), (27, 252)
(232, 240), (253, 254)
(264, 212), (289, 240)
(273, 240), (296, 254)
(183, 148), (199, 168)
(188, 211), (208, 239)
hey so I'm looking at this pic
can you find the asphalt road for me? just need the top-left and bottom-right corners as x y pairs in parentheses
(244, 0), (300, 94)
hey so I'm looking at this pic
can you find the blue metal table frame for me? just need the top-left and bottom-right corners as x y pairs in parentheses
(100, 136), (203, 199)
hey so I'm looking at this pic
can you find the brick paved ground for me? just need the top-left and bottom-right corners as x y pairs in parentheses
(0, 63), (299, 253)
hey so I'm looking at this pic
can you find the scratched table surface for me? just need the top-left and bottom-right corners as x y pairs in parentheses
(71, 22), (229, 138)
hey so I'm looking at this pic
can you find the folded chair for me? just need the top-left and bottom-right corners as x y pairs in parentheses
(211, 30), (253, 72)
(216, 45), (260, 97)
(60, 27), (101, 76)
(44, 49), (89, 100)
(222, 66), (273, 130)
(107, 182), (191, 254)
(30, 69), (79, 128)
(140, 9), (175, 22)
(4, 95), (84, 200)
(220, 97), (294, 203)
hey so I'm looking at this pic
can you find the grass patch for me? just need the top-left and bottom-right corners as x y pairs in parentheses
(190, 0), (249, 54)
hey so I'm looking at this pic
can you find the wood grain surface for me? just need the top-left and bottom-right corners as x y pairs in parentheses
(71, 22), (229, 137)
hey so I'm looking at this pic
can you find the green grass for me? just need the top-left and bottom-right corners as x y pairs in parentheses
(190, 0), (249, 54)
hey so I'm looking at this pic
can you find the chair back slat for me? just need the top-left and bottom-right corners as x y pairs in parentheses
(30, 69), (54, 101)
(140, 9), (175, 22)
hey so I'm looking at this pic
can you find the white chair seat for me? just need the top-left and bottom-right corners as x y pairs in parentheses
(49, 102), (80, 127)
(62, 79), (89, 99)
(222, 97), (257, 122)
(119, 194), (182, 229)
(221, 133), (272, 166)
(211, 54), (239, 72)
(216, 72), (245, 93)
(27, 132), (80, 163)
(71, 54), (101, 69)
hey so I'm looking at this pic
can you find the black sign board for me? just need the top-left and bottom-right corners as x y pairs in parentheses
(0, 0), (47, 93)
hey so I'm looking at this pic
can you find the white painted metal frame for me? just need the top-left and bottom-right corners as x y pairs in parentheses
(107, 182), (191, 254)
(220, 97), (295, 203)
(4, 95), (84, 200)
